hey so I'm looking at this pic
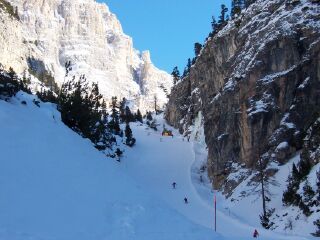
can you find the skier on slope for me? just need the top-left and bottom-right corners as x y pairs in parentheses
(172, 182), (176, 189)
(253, 229), (259, 238)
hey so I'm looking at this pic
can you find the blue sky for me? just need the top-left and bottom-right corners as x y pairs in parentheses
(98, 0), (231, 74)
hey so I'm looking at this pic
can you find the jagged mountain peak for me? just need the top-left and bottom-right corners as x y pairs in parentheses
(0, 0), (172, 112)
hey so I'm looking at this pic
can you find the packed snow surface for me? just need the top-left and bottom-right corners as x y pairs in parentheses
(0, 93), (215, 240)
(0, 93), (315, 240)
(125, 115), (314, 240)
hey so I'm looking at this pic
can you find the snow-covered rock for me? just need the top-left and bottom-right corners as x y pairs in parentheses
(166, 0), (320, 188)
(165, 0), (320, 235)
(0, 0), (172, 112)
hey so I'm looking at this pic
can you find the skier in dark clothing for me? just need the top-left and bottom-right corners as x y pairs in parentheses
(253, 229), (259, 238)
(184, 197), (188, 204)
(172, 182), (176, 189)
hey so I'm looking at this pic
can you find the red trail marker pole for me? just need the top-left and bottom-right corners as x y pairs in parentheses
(214, 192), (217, 232)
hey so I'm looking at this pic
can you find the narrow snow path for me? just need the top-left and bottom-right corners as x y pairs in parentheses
(124, 117), (311, 240)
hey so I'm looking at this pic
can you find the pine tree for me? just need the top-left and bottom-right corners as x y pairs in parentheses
(88, 83), (111, 150)
(0, 66), (30, 97)
(109, 96), (121, 135)
(218, 4), (228, 25)
(303, 180), (315, 203)
(171, 66), (180, 84)
(124, 106), (134, 123)
(260, 208), (274, 229)
(22, 70), (31, 86)
(8, 67), (17, 81)
(299, 201), (312, 217)
(182, 58), (192, 78)
(57, 76), (112, 150)
(292, 163), (300, 181)
(231, 0), (235, 17)
(187, 58), (192, 70)
(115, 148), (123, 162)
(226, 14), (230, 22)
(315, 171), (320, 205)
(119, 97), (126, 123)
(282, 163), (301, 206)
(125, 122), (136, 147)
(231, 0), (242, 18)
(93, 119), (108, 150)
(136, 109), (143, 123)
(211, 16), (218, 34)
(298, 159), (311, 180)
(281, 160), (314, 215)
(194, 42), (202, 57)
(312, 219), (320, 237)
(101, 99), (108, 122)
(282, 182), (297, 206)
(146, 111), (153, 121)
(36, 89), (57, 103)
(64, 60), (72, 76)
(258, 156), (267, 221)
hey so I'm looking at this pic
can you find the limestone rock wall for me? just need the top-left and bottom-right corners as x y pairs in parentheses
(0, 0), (172, 112)
(0, 9), (28, 73)
(166, 0), (320, 191)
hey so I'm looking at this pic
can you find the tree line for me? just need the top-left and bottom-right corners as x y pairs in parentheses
(282, 160), (320, 236)
(0, 65), (31, 99)
(44, 72), (142, 151)
(0, 63), (143, 158)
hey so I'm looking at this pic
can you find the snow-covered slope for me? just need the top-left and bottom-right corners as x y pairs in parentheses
(121, 114), (311, 240)
(0, 92), (216, 240)
(0, 91), (312, 240)
(0, 0), (172, 112)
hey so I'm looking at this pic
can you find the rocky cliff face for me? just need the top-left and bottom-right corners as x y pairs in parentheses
(166, 0), (320, 191)
(0, 0), (172, 112)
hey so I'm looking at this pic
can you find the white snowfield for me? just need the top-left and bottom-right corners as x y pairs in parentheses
(125, 115), (314, 240)
(0, 93), (314, 240)
(0, 92), (218, 240)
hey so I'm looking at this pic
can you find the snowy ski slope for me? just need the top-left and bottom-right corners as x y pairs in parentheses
(0, 92), (217, 240)
(123, 115), (313, 240)
(0, 93), (315, 239)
